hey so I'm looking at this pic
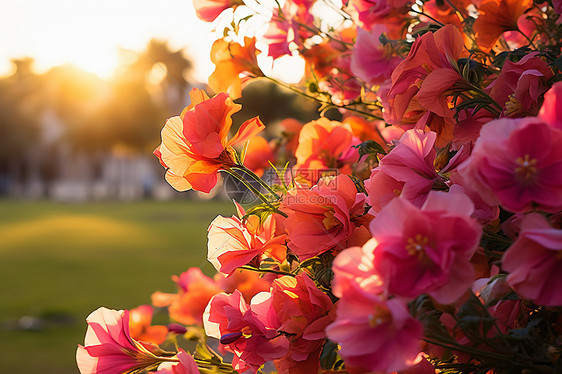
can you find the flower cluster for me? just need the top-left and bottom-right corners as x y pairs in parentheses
(78, 0), (562, 373)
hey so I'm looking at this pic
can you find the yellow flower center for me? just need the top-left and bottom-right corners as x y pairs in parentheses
(323, 210), (341, 230)
(368, 306), (391, 328)
(515, 154), (538, 181)
(505, 95), (522, 115)
(318, 149), (337, 168)
(421, 63), (434, 74)
(241, 326), (253, 338)
(406, 234), (429, 258)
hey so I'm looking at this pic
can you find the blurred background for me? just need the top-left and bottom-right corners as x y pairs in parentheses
(0, 1), (319, 373)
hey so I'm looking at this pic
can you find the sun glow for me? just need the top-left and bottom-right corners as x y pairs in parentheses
(0, 0), (217, 81)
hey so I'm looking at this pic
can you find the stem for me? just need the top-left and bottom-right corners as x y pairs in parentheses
(292, 18), (352, 48)
(241, 0), (273, 17)
(240, 265), (296, 277)
(423, 338), (513, 360)
(517, 28), (538, 49)
(443, 0), (467, 20)
(156, 356), (180, 362)
(410, 9), (445, 26)
(195, 359), (236, 372)
(426, 338), (554, 372)
(482, 229), (512, 245)
(469, 86), (504, 115)
(224, 169), (288, 217)
(320, 0), (351, 20)
(499, 35), (511, 51)
(232, 164), (281, 200)
(264, 76), (384, 121)
(205, 342), (222, 358)
(271, 8), (351, 49)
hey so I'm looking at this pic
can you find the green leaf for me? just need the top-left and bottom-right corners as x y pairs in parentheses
(270, 161), (291, 190)
(434, 144), (451, 171)
(239, 140), (250, 164)
(238, 14), (253, 24)
(194, 343), (213, 361)
(243, 202), (279, 222)
(320, 340), (339, 370)
(352, 139), (387, 159)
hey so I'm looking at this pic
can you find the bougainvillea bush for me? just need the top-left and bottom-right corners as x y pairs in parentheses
(77, 0), (562, 373)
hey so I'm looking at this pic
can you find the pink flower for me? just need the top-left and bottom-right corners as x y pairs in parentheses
(448, 176), (500, 225)
(155, 349), (200, 374)
(486, 53), (553, 117)
(206, 274), (332, 373)
(385, 25), (465, 146)
(192, 0), (242, 22)
(330, 241), (384, 297)
(203, 290), (289, 373)
(318, 66), (364, 106)
(208, 203), (286, 274)
(345, 0), (412, 30)
(369, 191), (482, 304)
(270, 274), (333, 363)
(152, 268), (221, 326)
(281, 175), (367, 260)
(400, 356), (438, 374)
(326, 268), (422, 373)
(539, 81), (562, 130)
(77, 307), (170, 374)
(351, 25), (403, 86)
(457, 116), (562, 213)
(453, 107), (497, 147)
(473, 273), (521, 332)
(262, 0), (315, 59)
(377, 129), (444, 207)
(273, 352), (322, 374)
(364, 168), (405, 212)
(502, 213), (562, 306)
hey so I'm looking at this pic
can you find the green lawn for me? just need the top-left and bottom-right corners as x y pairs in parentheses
(0, 198), (233, 374)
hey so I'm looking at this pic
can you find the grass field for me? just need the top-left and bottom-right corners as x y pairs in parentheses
(0, 198), (233, 374)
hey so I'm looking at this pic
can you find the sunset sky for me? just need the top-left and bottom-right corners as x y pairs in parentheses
(0, 0), (218, 82)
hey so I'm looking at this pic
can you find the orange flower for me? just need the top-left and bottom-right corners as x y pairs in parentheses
(301, 40), (340, 80)
(473, 0), (533, 52)
(280, 118), (304, 159)
(243, 136), (276, 176)
(214, 269), (276, 303)
(290, 117), (359, 169)
(343, 115), (387, 145)
(152, 268), (221, 326)
(128, 305), (168, 345)
(154, 88), (264, 193)
(209, 37), (264, 99)
(208, 205), (287, 275)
